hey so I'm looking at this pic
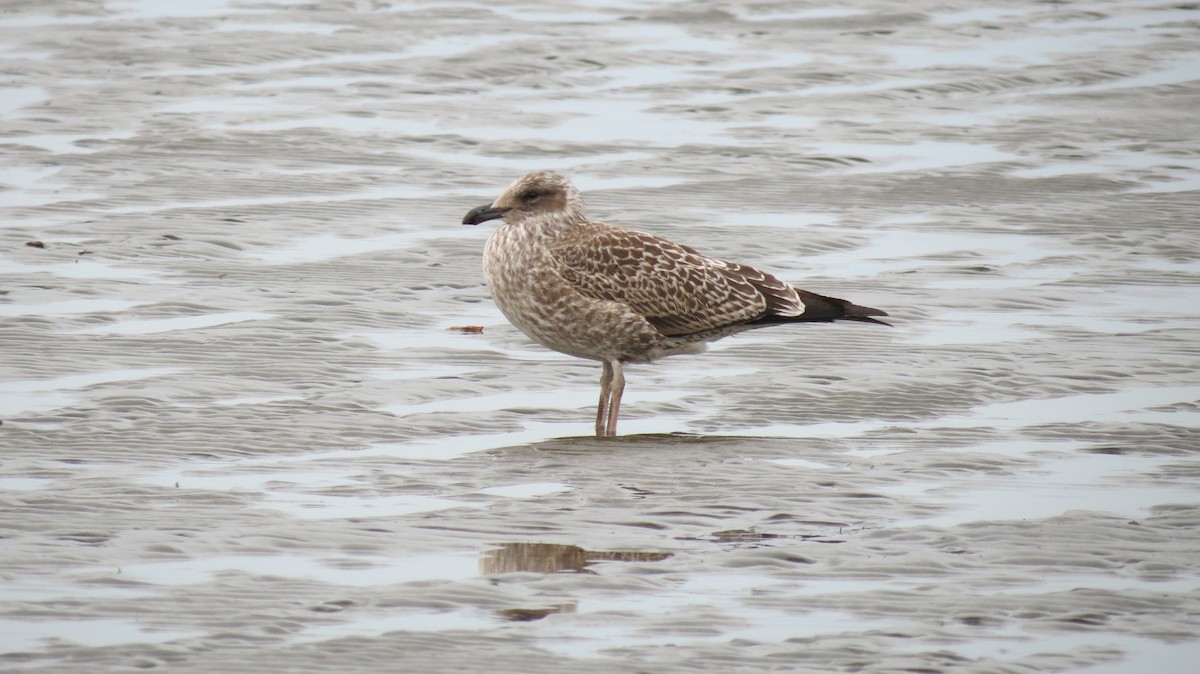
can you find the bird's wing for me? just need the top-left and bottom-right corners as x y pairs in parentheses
(549, 223), (805, 336)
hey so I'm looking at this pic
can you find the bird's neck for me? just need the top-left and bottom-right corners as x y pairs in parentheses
(510, 212), (587, 238)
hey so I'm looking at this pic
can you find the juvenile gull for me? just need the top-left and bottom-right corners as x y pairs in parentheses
(463, 171), (890, 437)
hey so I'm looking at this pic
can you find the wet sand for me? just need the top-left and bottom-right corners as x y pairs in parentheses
(2, 0), (1199, 671)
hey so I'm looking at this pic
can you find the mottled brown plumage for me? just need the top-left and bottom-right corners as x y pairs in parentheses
(463, 171), (889, 437)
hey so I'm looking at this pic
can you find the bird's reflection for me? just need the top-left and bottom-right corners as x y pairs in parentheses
(480, 542), (672, 575)
(483, 543), (673, 622)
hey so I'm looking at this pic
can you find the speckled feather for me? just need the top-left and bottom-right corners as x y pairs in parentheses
(549, 222), (803, 337)
(468, 170), (892, 359)
(466, 171), (888, 366)
(463, 171), (890, 436)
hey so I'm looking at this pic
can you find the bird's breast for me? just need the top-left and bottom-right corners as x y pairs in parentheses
(482, 227), (661, 361)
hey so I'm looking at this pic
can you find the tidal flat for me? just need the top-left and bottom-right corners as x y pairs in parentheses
(1, 0), (1198, 672)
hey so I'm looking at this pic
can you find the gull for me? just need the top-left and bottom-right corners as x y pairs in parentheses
(463, 171), (889, 437)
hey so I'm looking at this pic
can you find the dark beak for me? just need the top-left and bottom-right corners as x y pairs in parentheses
(462, 204), (509, 225)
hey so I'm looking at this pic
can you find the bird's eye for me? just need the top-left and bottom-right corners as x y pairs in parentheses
(519, 190), (542, 202)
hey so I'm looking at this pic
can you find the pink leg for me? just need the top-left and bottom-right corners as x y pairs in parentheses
(596, 360), (613, 437)
(605, 360), (625, 437)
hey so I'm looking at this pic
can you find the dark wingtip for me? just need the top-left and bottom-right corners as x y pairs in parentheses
(750, 294), (893, 328)
(844, 303), (892, 326)
(846, 315), (893, 327)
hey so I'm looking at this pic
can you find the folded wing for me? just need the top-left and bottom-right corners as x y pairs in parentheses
(549, 224), (806, 337)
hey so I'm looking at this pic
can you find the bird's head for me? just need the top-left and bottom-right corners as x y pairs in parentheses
(462, 171), (584, 230)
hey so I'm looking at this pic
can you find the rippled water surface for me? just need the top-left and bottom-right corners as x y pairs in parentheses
(2, 0), (1198, 672)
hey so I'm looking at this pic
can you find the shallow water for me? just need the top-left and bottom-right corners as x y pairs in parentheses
(2, 0), (1199, 672)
